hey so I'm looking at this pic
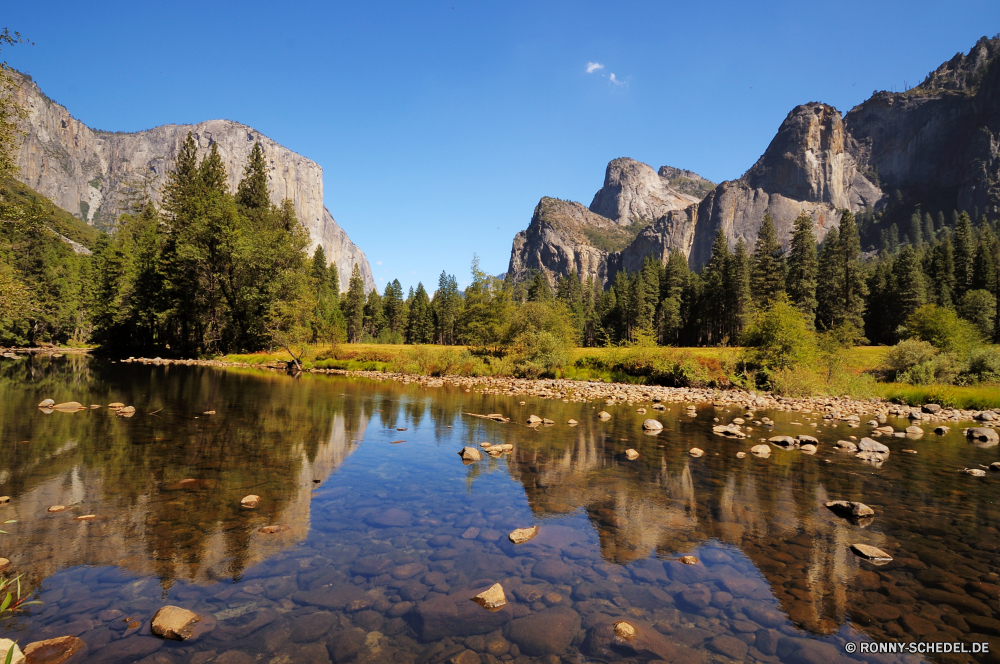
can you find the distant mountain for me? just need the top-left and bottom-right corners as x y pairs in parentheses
(11, 72), (375, 292)
(507, 35), (1000, 284)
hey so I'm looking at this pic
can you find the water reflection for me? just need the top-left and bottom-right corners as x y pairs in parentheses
(0, 356), (997, 663)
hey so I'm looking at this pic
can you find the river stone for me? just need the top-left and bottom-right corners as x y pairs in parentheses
(825, 501), (875, 518)
(750, 444), (770, 456)
(258, 524), (290, 534)
(527, 415), (542, 424)
(850, 543), (892, 561)
(858, 437), (889, 453)
(835, 439), (858, 451)
(736, 451), (746, 458)
(406, 588), (513, 640)
(624, 449), (639, 460)
(117, 406), (136, 416)
(22, 636), (86, 664)
(504, 606), (580, 656)
(935, 426), (950, 434)
(708, 634), (749, 660)
(0, 559), (8, 572)
(458, 446), (481, 461)
(91, 636), (164, 664)
(289, 611), (336, 643)
(967, 427), (1000, 445)
(642, 419), (662, 431)
(240, 495), (260, 508)
(800, 443), (817, 453)
(508, 526), (538, 544)
(366, 508), (412, 527)
(795, 435), (818, 445)
(326, 628), (366, 663)
(471, 583), (507, 610)
(152, 606), (212, 640)
(598, 411), (611, 420)
(906, 426), (924, 435)
(965, 468), (987, 476)
(292, 583), (367, 609)
(532, 558), (575, 584)
(37, 399), (55, 408)
(0, 640), (23, 664)
(923, 403), (942, 413)
(769, 436), (797, 449)
(776, 637), (842, 664)
(0, 496), (8, 504)
(689, 448), (704, 457)
(47, 505), (65, 513)
(582, 619), (678, 661)
(713, 424), (746, 438)
(52, 402), (84, 411)
(743, 604), (785, 628)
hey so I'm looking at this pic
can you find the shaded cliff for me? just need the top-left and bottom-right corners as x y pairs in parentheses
(11, 72), (374, 291)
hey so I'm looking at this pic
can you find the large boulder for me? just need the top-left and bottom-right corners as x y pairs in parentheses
(151, 606), (214, 641)
(406, 587), (513, 641)
(858, 437), (889, 453)
(967, 428), (1000, 446)
(22, 636), (87, 663)
(505, 606), (580, 656)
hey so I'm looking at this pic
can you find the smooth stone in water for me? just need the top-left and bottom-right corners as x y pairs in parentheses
(505, 606), (580, 656)
(407, 588), (513, 640)
(258, 524), (291, 534)
(850, 543), (892, 562)
(642, 419), (662, 431)
(858, 437), (889, 453)
(458, 446), (482, 461)
(935, 426), (950, 434)
(597, 411), (611, 420)
(825, 501), (875, 518)
(0, 640), (24, 664)
(22, 636), (87, 664)
(689, 448), (704, 457)
(967, 427), (1000, 445)
(471, 583), (507, 610)
(679, 555), (698, 565)
(527, 415), (542, 424)
(152, 605), (212, 640)
(37, 399), (55, 408)
(508, 526), (538, 544)
(835, 439), (858, 452)
(624, 449), (639, 460)
(241, 495), (260, 508)
(47, 505), (65, 513)
(750, 444), (770, 457)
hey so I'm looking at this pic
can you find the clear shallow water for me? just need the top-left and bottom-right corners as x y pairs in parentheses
(1, 356), (999, 663)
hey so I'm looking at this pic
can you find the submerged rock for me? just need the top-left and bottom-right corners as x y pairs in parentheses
(598, 411), (611, 420)
(858, 437), (889, 453)
(750, 445), (771, 457)
(679, 555), (698, 565)
(47, 505), (65, 513)
(624, 449), (639, 460)
(966, 427), (1000, 445)
(688, 448), (704, 457)
(152, 606), (212, 640)
(935, 426), (950, 434)
(37, 399), (54, 408)
(642, 419), (662, 431)
(713, 424), (746, 438)
(505, 606), (580, 656)
(964, 468), (987, 477)
(52, 402), (85, 412)
(768, 436), (797, 449)
(825, 501), (875, 518)
(22, 635), (87, 663)
(835, 439), (858, 452)
(527, 415), (542, 424)
(850, 543), (892, 562)
(258, 524), (291, 534)
(240, 495), (260, 508)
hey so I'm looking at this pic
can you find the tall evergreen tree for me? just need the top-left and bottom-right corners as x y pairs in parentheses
(728, 239), (753, 339)
(343, 263), (366, 343)
(701, 229), (731, 344)
(433, 271), (461, 344)
(928, 236), (956, 307)
(527, 271), (553, 302)
(891, 245), (926, 333)
(954, 211), (974, 298)
(383, 279), (407, 335)
(750, 213), (786, 306)
(785, 213), (818, 324)
(236, 143), (270, 210)
(363, 288), (385, 339)
(407, 283), (434, 344)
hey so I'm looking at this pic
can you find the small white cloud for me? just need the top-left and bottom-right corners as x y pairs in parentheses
(586, 62), (604, 74)
(377, 261), (382, 265)
(609, 73), (624, 86)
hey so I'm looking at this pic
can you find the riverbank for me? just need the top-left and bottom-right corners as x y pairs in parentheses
(109, 354), (1000, 425)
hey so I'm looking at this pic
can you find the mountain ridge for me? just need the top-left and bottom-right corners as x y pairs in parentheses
(10, 71), (375, 292)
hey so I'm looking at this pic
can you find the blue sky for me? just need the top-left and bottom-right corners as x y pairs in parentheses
(5, 1), (1000, 291)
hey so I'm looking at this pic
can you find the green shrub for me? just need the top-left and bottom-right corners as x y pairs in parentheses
(739, 297), (815, 388)
(962, 346), (1000, 384)
(957, 290), (998, 340)
(903, 304), (982, 353)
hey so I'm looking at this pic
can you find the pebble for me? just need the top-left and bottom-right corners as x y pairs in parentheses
(688, 448), (704, 457)
(508, 526), (539, 544)
(850, 543), (893, 561)
(471, 583), (507, 610)
(625, 449), (639, 460)
(458, 446), (481, 461)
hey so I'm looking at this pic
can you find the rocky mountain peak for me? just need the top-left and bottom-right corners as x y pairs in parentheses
(918, 35), (1000, 93)
(657, 165), (716, 200)
(589, 157), (700, 224)
(744, 102), (852, 208)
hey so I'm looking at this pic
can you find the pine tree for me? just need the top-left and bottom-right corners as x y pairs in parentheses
(750, 212), (786, 306)
(728, 239), (753, 339)
(891, 245), (926, 334)
(785, 213), (818, 324)
(972, 226), (998, 293)
(363, 288), (385, 339)
(527, 271), (553, 302)
(954, 211), (974, 298)
(701, 228), (730, 344)
(236, 143), (270, 210)
(816, 227), (840, 330)
(407, 283), (433, 344)
(928, 236), (956, 307)
(433, 271), (461, 344)
(383, 279), (407, 335)
(343, 263), (366, 342)
(659, 250), (690, 344)
(837, 210), (868, 330)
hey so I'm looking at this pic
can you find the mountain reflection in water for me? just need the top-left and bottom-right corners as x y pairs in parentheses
(0, 354), (997, 663)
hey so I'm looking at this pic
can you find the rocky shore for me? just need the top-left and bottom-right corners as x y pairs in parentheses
(104, 356), (1000, 426)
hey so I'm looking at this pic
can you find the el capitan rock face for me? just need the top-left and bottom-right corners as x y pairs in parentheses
(12, 72), (374, 292)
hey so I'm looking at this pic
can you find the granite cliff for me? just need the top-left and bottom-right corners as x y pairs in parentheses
(508, 35), (1000, 283)
(11, 72), (374, 292)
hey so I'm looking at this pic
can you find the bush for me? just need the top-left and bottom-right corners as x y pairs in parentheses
(903, 304), (982, 353)
(962, 346), (1000, 384)
(739, 297), (815, 388)
(957, 289), (998, 340)
(503, 302), (577, 378)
